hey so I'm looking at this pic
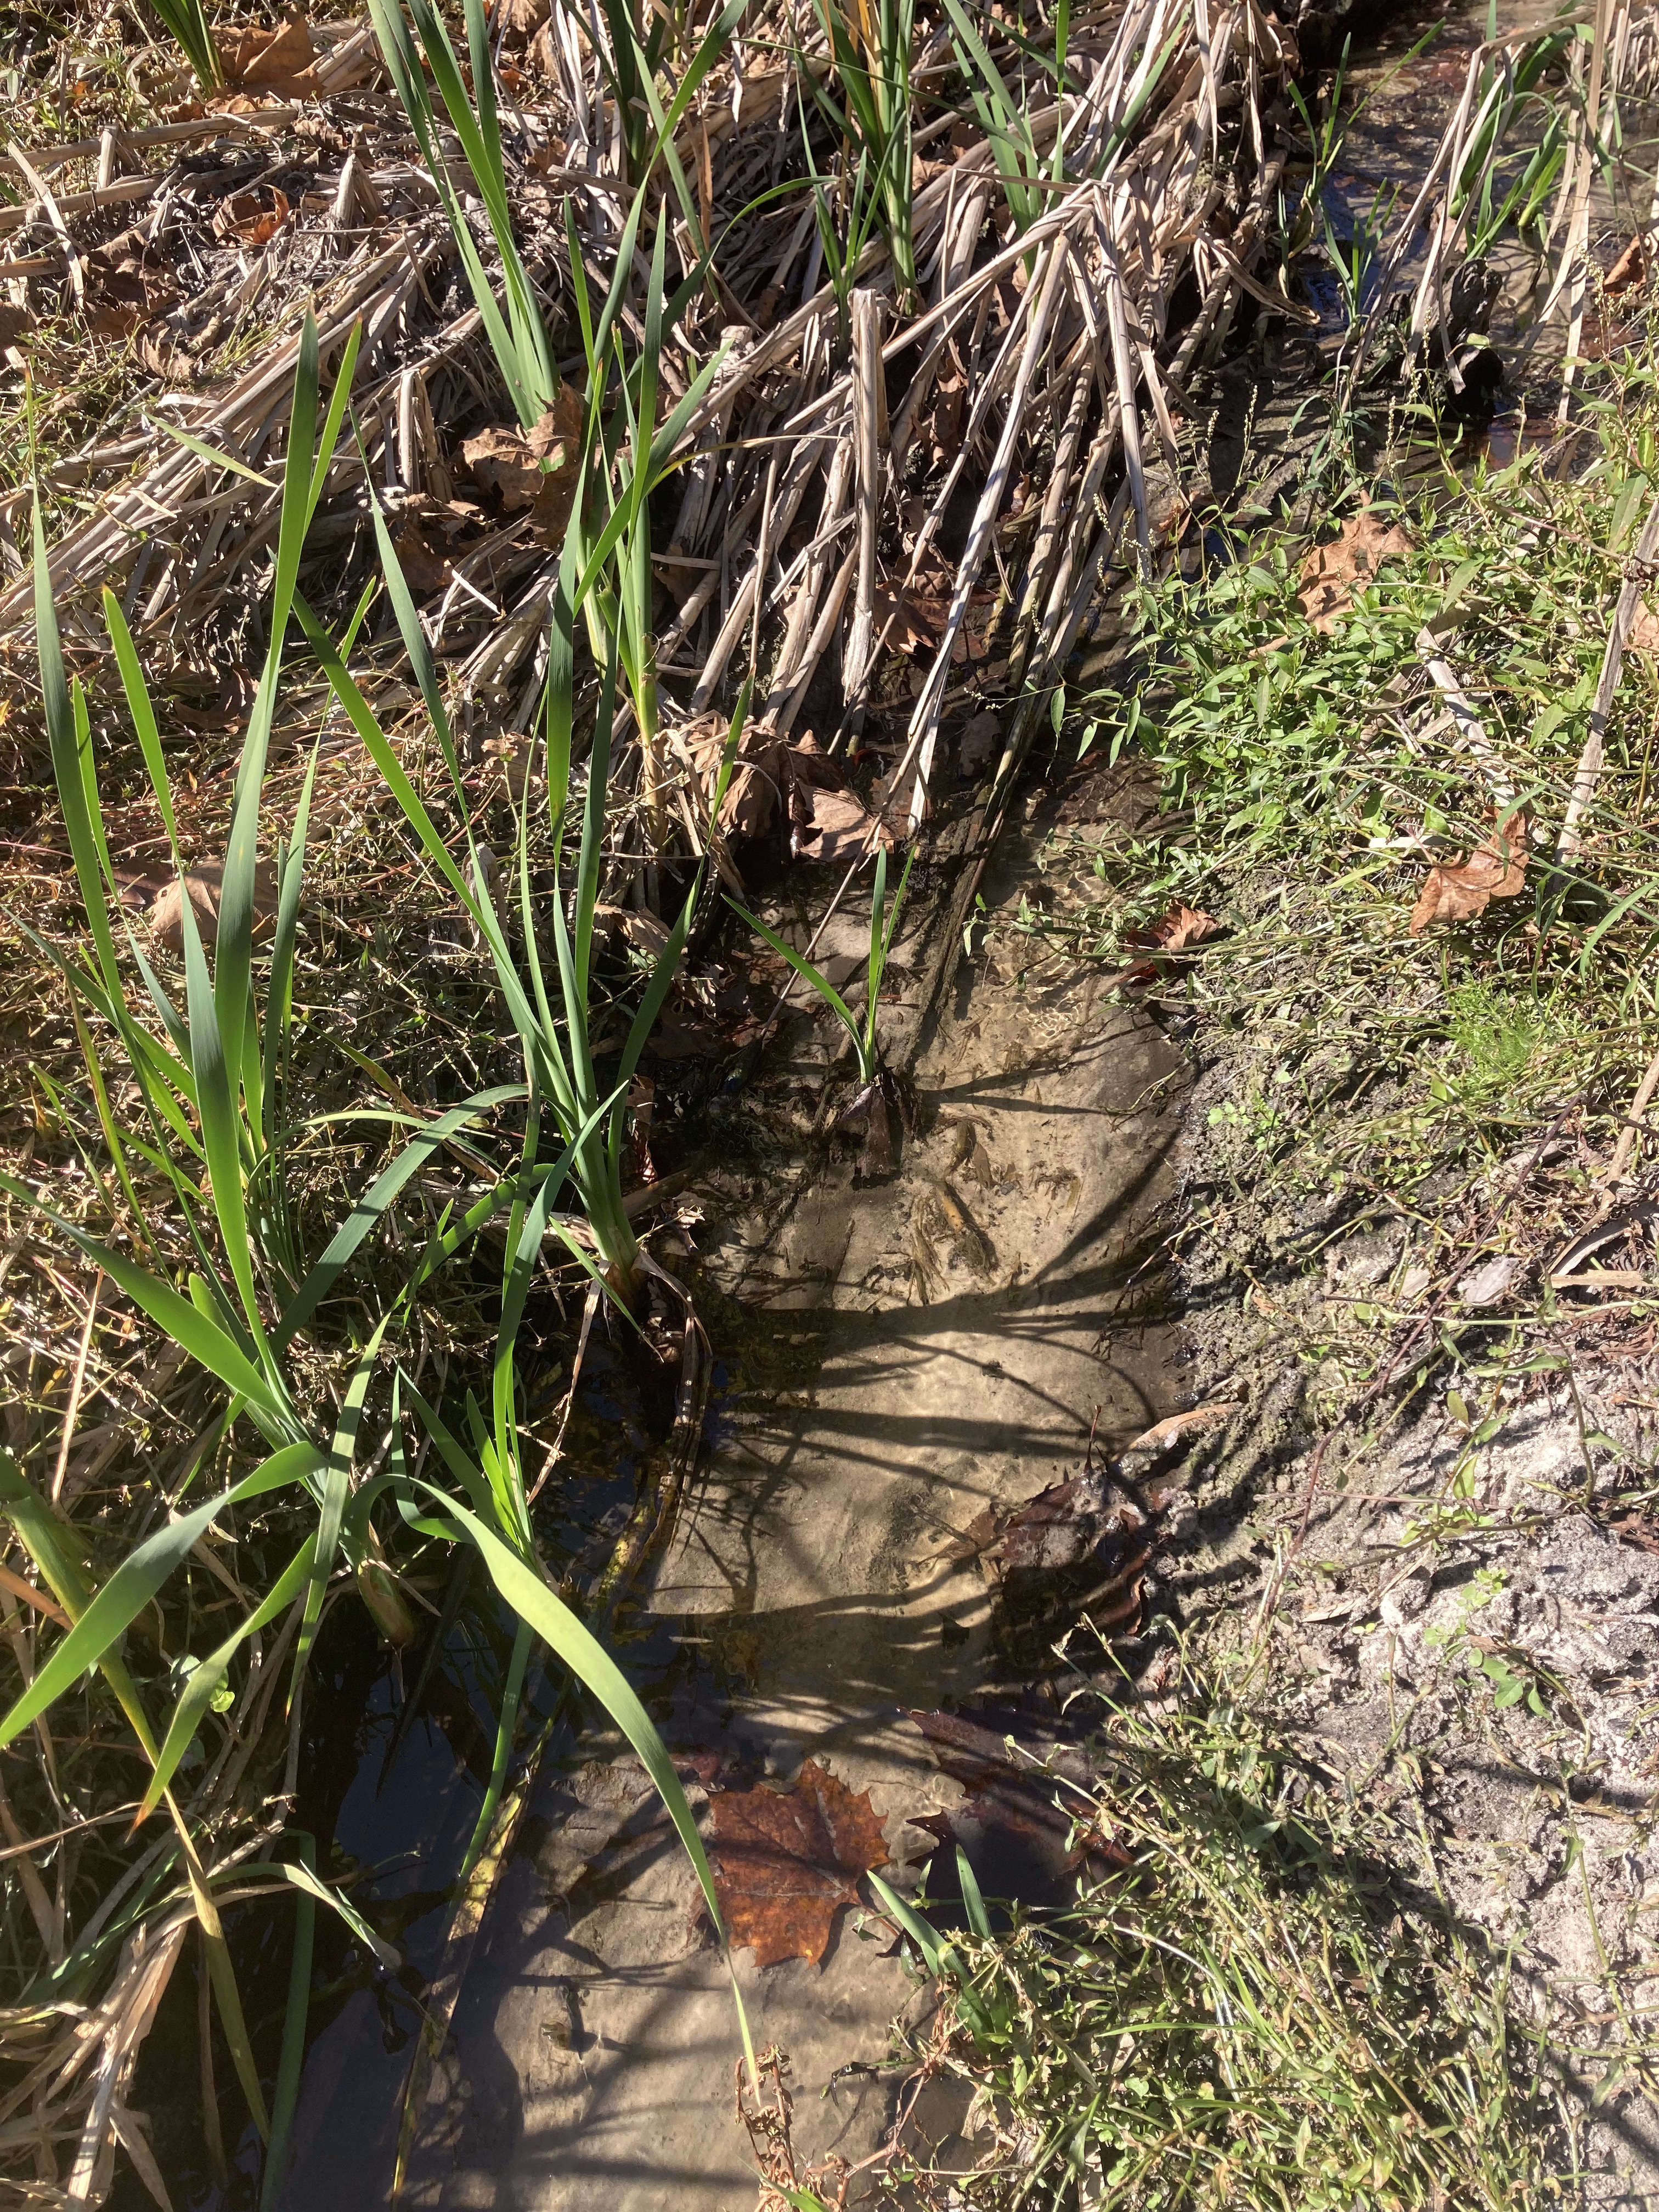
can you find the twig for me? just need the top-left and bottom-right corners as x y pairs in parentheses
(1607, 1037), (1659, 1186)
(1556, 480), (1659, 863)
(50, 1268), (101, 1506)
(1415, 628), (1516, 808)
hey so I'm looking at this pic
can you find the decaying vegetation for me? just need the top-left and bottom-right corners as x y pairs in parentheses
(2, 0), (1655, 2199)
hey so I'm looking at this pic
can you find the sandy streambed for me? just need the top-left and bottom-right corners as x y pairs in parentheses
(376, 803), (1186, 2210)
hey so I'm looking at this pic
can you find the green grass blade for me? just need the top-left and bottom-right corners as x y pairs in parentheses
(617, 885), (694, 1091)
(307, 318), (363, 524)
(417, 1481), (756, 2075)
(459, 1617), (533, 1881)
(259, 1832), (317, 2212)
(35, 505), (122, 1001)
(0, 1443), (326, 1750)
(956, 1844), (993, 1939)
(294, 1316), (391, 1686)
(0, 1448), (159, 1756)
(216, 317), (323, 1121)
(142, 1537), (317, 1820)
(0, 1175), (296, 1432)
(726, 899), (864, 1052)
(145, 415), (275, 487)
(179, 872), (268, 1357)
(104, 590), (183, 865)
(262, 737), (319, 1155)
(275, 1085), (523, 1348)
(867, 1868), (951, 1977)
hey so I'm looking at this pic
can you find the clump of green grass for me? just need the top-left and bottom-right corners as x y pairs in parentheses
(873, 1641), (1573, 2211)
(1007, 360), (1659, 1420)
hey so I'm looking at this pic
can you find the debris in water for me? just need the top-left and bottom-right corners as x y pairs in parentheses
(705, 1758), (889, 1968)
(943, 1448), (1161, 1669)
(928, 1178), (996, 1275)
(904, 1707), (1127, 1910)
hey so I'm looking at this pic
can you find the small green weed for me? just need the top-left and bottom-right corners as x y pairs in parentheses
(874, 1640), (1576, 2210)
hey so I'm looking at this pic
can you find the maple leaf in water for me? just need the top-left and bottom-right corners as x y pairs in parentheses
(706, 1758), (888, 1968)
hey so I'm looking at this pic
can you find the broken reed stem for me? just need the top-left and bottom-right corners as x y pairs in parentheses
(1607, 1037), (1659, 1186)
(1557, 480), (1659, 864)
(49, 1268), (101, 1506)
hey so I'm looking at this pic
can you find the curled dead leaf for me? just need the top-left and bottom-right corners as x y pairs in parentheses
(1605, 233), (1647, 296)
(1408, 814), (1530, 934)
(706, 1758), (888, 1968)
(223, 14), (319, 93)
(213, 185), (291, 246)
(1297, 510), (1413, 633)
(1125, 903), (1221, 956)
(669, 723), (891, 861)
(461, 388), (583, 538)
(145, 864), (279, 952)
(391, 517), (453, 597)
(958, 710), (1002, 777)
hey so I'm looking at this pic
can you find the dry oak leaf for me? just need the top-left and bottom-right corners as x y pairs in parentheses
(223, 14), (319, 92)
(1125, 903), (1221, 955)
(213, 185), (290, 246)
(146, 864), (279, 952)
(706, 1757), (888, 1968)
(1297, 510), (1413, 633)
(1121, 903), (1221, 983)
(461, 388), (583, 534)
(392, 517), (453, 597)
(1408, 817), (1529, 935)
(1627, 600), (1659, 654)
(1605, 233), (1648, 296)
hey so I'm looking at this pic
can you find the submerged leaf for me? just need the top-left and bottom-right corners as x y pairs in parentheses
(706, 1759), (889, 1968)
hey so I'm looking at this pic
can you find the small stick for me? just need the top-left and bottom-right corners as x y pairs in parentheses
(1558, 479), (1659, 862)
(1607, 1037), (1659, 1186)
(1414, 629), (1516, 808)
(50, 1268), (101, 1505)
(5, 139), (84, 304)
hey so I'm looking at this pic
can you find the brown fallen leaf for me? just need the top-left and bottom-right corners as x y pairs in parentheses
(1628, 600), (1659, 654)
(224, 14), (318, 91)
(1605, 233), (1648, 297)
(801, 782), (892, 865)
(461, 389), (583, 536)
(669, 723), (891, 862)
(706, 1758), (888, 1968)
(904, 1707), (1128, 1911)
(958, 710), (1002, 777)
(1125, 903), (1221, 956)
(0, 303), (37, 351)
(1408, 814), (1529, 934)
(213, 186), (291, 246)
(494, 0), (548, 42)
(392, 517), (453, 597)
(1297, 510), (1413, 633)
(1120, 901), (1221, 985)
(146, 864), (279, 952)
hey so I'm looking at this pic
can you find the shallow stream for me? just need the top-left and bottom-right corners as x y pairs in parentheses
(114, 3), (1657, 2201)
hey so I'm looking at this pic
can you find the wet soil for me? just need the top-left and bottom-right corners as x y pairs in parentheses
(115, 7), (1659, 2204)
(337, 782), (1185, 2210)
